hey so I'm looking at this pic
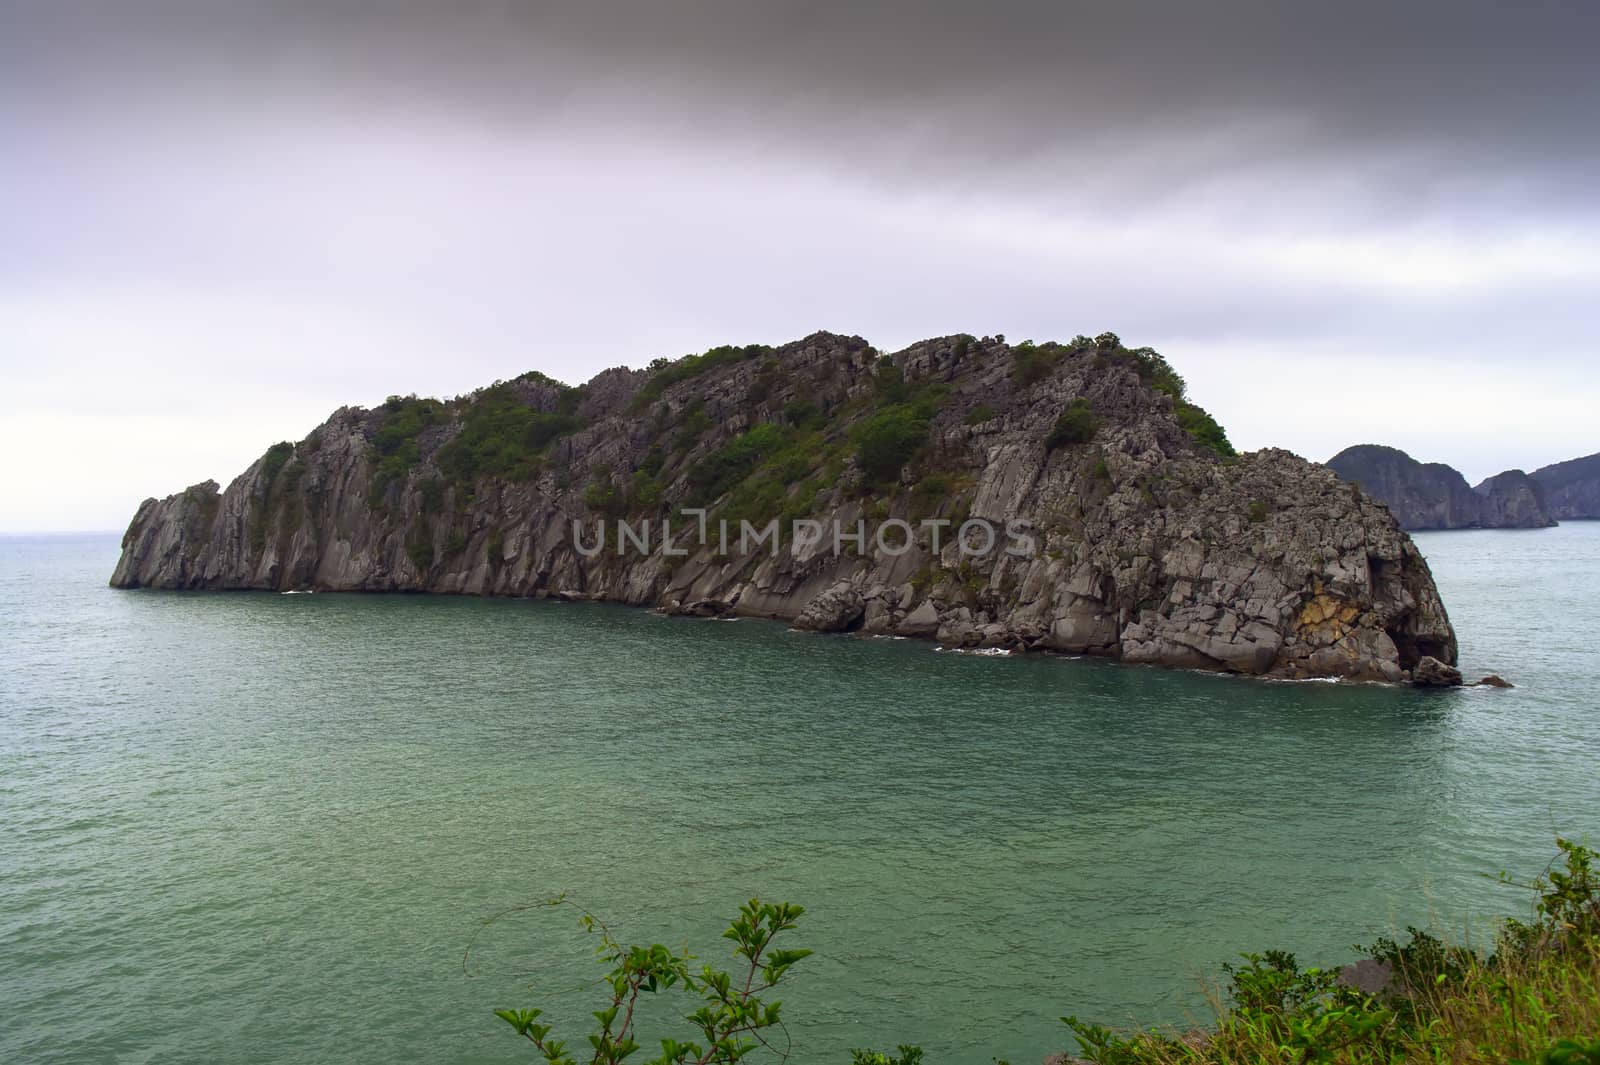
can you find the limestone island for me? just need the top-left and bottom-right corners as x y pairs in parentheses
(113, 332), (1459, 684)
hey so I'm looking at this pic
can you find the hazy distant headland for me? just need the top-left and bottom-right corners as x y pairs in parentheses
(1326, 445), (1600, 531)
(1527, 451), (1600, 520)
(112, 332), (1459, 684)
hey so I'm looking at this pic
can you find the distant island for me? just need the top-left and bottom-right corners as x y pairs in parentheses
(1528, 450), (1600, 520)
(1326, 445), (1600, 531)
(113, 332), (1459, 683)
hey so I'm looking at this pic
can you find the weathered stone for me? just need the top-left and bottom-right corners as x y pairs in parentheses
(1338, 958), (1396, 996)
(897, 599), (941, 638)
(1412, 656), (1464, 687)
(1041, 597), (1118, 653)
(860, 595), (893, 634)
(791, 581), (865, 632)
(1476, 674), (1514, 688)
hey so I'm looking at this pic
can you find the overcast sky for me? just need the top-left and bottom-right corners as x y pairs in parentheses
(2, 1), (1597, 531)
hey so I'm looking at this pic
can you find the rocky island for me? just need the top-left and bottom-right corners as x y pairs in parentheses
(1326, 445), (1557, 530)
(1531, 450), (1600, 519)
(113, 332), (1457, 683)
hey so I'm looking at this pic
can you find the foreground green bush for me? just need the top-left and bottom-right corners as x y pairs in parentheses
(1061, 836), (1600, 1065)
(495, 899), (810, 1065)
(493, 808), (1593, 1063)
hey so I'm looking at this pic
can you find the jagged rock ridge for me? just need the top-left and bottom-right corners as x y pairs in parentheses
(114, 331), (1457, 682)
(1326, 445), (1555, 530)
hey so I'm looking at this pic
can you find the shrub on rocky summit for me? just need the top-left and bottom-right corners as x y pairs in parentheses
(1046, 399), (1100, 450)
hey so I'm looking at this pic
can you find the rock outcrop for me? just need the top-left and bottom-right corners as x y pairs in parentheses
(113, 331), (1457, 681)
(1411, 656), (1463, 688)
(1327, 445), (1555, 530)
(1472, 469), (1557, 529)
(1531, 450), (1600, 520)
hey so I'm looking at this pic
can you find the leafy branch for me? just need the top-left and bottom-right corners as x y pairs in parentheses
(494, 898), (812, 1065)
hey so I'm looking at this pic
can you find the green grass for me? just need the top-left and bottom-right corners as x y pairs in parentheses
(1061, 937), (1600, 1065)
(1060, 837), (1600, 1065)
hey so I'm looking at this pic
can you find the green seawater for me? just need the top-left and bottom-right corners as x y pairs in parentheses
(2, 526), (1597, 1064)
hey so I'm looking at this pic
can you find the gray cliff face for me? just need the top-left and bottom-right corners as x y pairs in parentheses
(1531, 451), (1600, 520)
(1326, 445), (1555, 530)
(1325, 446), (1484, 530)
(1472, 470), (1558, 529)
(114, 332), (1457, 681)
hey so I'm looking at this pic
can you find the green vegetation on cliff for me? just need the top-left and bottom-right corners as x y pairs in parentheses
(313, 331), (1255, 600)
(687, 423), (797, 506)
(437, 383), (585, 485)
(370, 394), (445, 497)
(1011, 333), (1232, 456)
(851, 365), (949, 487)
(368, 383), (588, 506)
(630, 342), (775, 412)
(363, 332), (1236, 522)
(1107, 340), (1235, 458)
(1047, 398), (1100, 450)
(249, 440), (305, 555)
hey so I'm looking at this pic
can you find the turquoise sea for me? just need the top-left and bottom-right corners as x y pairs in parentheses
(2, 525), (1597, 1064)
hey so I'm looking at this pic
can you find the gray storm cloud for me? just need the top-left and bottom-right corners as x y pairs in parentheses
(7, 0), (1599, 216)
(1, 1), (1597, 529)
